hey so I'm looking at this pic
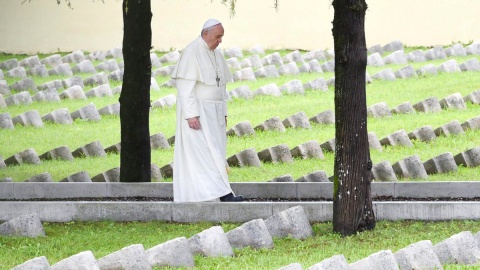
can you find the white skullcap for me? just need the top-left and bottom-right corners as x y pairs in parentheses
(202, 18), (221, 30)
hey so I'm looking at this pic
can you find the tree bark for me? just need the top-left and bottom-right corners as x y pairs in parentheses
(332, 0), (375, 236)
(119, 0), (152, 182)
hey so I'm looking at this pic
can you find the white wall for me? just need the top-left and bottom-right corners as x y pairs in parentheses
(0, 0), (479, 54)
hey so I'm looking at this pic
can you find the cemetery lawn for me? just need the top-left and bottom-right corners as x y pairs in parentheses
(0, 220), (480, 269)
(1, 48), (480, 182)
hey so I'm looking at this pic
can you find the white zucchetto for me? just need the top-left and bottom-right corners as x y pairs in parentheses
(202, 18), (221, 30)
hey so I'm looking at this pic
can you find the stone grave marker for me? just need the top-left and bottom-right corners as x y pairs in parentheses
(253, 83), (281, 97)
(350, 250), (399, 270)
(391, 101), (415, 114)
(367, 52), (385, 66)
(11, 256), (51, 270)
(9, 78), (37, 92)
(51, 251), (98, 270)
(233, 67), (256, 81)
(5, 148), (41, 165)
(280, 79), (304, 94)
(227, 148), (261, 168)
(372, 161), (397, 182)
(407, 125), (436, 142)
(393, 155), (428, 179)
(42, 108), (73, 125)
(303, 49), (327, 62)
(48, 63), (73, 76)
(39, 145), (74, 161)
(61, 50), (86, 63)
(26, 65), (48, 77)
(25, 172), (53, 182)
(224, 46), (244, 58)
(84, 72), (109, 86)
(152, 65), (175, 77)
(37, 79), (63, 91)
(6, 66), (27, 79)
(98, 103), (120, 116)
(440, 92), (466, 110)
(226, 57), (241, 70)
(269, 174), (294, 182)
(295, 170), (329, 182)
(290, 140), (324, 160)
(229, 85), (252, 99)
(423, 152), (458, 174)
(0, 80), (7, 95)
(383, 40), (403, 52)
(0, 58), (19, 70)
(320, 138), (335, 152)
(464, 89), (480, 104)
(395, 65), (418, 79)
(433, 231), (480, 265)
(85, 83), (113, 98)
(160, 163), (173, 178)
(461, 116), (480, 131)
(368, 132), (383, 151)
(437, 59), (461, 73)
(321, 60), (335, 72)
(258, 144), (294, 164)
(227, 121), (255, 137)
(188, 226), (234, 257)
(33, 88), (61, 102)
(226, 218), (274, 249)
(254, 65), (280, 78)
(434, 120), (464, 136)
(60, 171), (92, 182)
(159, 50), (181, 64)
(150, 133), (170, 150)
(367, 102), (392, 118)
(41, 54), (63, 67)
(383, 50), (407, 65)
(450, 43), (467, 56)
(459, 58), (480, 71)
(0, 213), (45, 238)
(146, 237), (195, 268)
(416, 63), (438, 76)
(70, 103), (101, 121)
(379, 129), (413, 147)
(466, 42), (480, 55)
(92, 167), (120, 182)
(454, 147), (480, 168)
(249, 45), (265, 55)
(72, 141), (106, 158)
(12, 110), (43, 127)
(254, 116), (286, 132)
(372, 68), (396, 81)
(262, 52), (284, 66)
(283, 111), (311, 129)
(264, 206), (313, 240)
(394, 240), (442, 270)
(406, 49), (426, 62)
(62, 76), (84, 88)
(413, 97), (442, 113)
(278, 62), (300, 76)
(307, 254), (350, 270)
(0, 112), (14, 129)
(303, 77), (328, 91)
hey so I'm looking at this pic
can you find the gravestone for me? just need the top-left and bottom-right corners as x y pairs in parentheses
(150, 77), (160, 91)
(60, 85), (86, 100)
(459, 58), (480, 71)
(159, 50), (181, 64)
(433, 231), (480, 265)
(283, 112), (311, 129)
(84, 72), (109, 87)
(92, 167), (120, 182)
(391, 102), (415, 114)
(0, 94), (5, 108)
(188, 226), (234, 257)
(150, 133), (170, 150)
(383, 40), (403, 52)
(423, 152), (458, 174)
(160, 163), (173, 178)
(12, 110), (43, 128)
(33, 88), (60, 103)
(295, 170), (329, 182)
(307, 254), (350, 270)
(60, 171), (92, 182)
(227, 148), (261, 167)
(280, 79), (304, 95)
(70, 103), (101, 121)
(9, 78), (37, 92)
(150, 53), (161, 67)
(85, 83), (113, 98)
(290, 140), (324, 160)
(39, 145), (74, 161)
(320, 138), (336, 152)
(372, 161), (397, 182)
(0, 112), (14, 129)
(379, 129), (413, 147)
(368, 44), (384, 55)
(61, 50), (86, 63)
(37, 79), (63, 91)
(454, 147), (480, 167)
(393, 155), (428, 179)
(282, 50), (304, 64)
(464, 89), (480, 104)
(350, 250), (399, 270)
(437, 59), (461, 73)
(466, 42), (480, 55)
(434, 120), (464, 136)
(416, 64), (438, 76)
(394, 65), (417, 79)
(439, 92), (466, 110)
(41, 54), (63, 67)
(264, 206), (313, 240)
(325, 49), (335, 59)
(367, 102), (392, 118)
(303, 77), (328, 91)
(5, 91), (33, 106)
(233, 67), (256, 81)
(98, 103), (120, 116)
(0, 80), (9, 95)
(5, 148), (41, 165)
(249, 45), (265, 55)
(62, 76), (84, 88)
(229, 85), (252, 99)
(108, 69), (124, 81)
(26, 65), (48, 77)
(146, 237), (195, 268)
(368, 132), (383, 151)
(413, 97), (442, 113)
(111, 85), (122, 95)
(326, 77), (335, 86)
(269, 174), (294, 182)
(425, 46), (446, 60)
(407, 125), (436, 142)
(261, 52), (284, 66)
(321, 60), (335, 72)
(244, 54), (264, 70)
(367, 52), (385, 66)
(461, 116), (480, 131)
(88, 50), (107, 61)
(394, 240), (442, 270)
(48, 63), (73, 76)
(51, 251), (99, 270)
(301, 59), (323, 73)
(0, 155), (5, 168)
(11, 256), (51, 270)
(6, 66), (27, 79)
(383, 50), (407, 65)
(42, 108), (73, 124)
(224, 46), (243, 58)
(0, 213), (45, 237)
(226, 57), (241, 70)
(406, 49), (426, 62)
(253, 83), (282, 97)
(106, 46), (123, 59)
(72, 141), (106, 158)
(105, 142), (121, 154)
(97, 244), (151, 270)
(226, 218), (274, 249)
(152, 65), (175, 77)
(226, 121), (255, 137)
(25, 172), (53, 182)
(450, 43), (467, 56)
(0, 58), (19, 70)
(371, 68), (396, 81)
(254, 65), (280, 79)
(258, 144), (294, 164)
(254, 116), (286, 132)
(277, 62), (300, 76)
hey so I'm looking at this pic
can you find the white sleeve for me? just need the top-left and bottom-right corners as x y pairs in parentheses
(223, 88), (228, 117)
(176, 78), (198, 119)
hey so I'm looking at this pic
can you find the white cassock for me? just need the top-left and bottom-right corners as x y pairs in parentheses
(171, 36), (234, 202)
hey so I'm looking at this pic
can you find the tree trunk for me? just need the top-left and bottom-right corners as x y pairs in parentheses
(332, 0), (375, 236)
(119, 0), (152, 182)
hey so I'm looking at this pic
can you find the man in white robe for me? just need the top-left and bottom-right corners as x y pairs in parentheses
(171, 19), (244, 203)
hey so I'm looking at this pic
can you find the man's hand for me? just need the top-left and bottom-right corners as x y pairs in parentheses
(187, 117), (201, 130)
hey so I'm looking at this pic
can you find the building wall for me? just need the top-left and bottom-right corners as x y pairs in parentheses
(0, 0), (479, 54)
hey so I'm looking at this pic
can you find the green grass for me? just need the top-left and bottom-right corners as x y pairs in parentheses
(1, 49), (480, 182)
(1, 220), (480, 269)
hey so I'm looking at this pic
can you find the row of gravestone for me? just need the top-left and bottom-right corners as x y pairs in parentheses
(2, 73), (478, 131)
(5, 206), (480, 269)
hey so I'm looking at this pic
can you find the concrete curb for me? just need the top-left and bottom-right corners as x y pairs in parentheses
(2, 182), (480, 223)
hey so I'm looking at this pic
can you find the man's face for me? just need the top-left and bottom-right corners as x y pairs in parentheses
(204, 24), (224, 50)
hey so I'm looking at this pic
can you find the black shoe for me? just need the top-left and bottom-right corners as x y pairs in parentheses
(220, 193), (244, 202)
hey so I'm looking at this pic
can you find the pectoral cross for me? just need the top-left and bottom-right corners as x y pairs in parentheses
(216, 76), (220, 87)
